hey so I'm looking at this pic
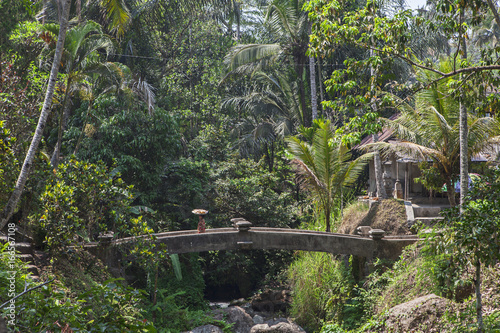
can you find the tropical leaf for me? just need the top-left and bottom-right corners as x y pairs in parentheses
(170, 254), (182, 281)
(224, 43), (282, 71)
(100, 0), (131, 37)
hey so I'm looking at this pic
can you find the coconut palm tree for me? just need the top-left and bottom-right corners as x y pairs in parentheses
(42, 20), (115, 167)
(71, 61), (156, 156)
(370, 62), (500, 206)
(223, 68), (303, 169)
(286, 119), (373, 232)
(224, 0), (316, 126)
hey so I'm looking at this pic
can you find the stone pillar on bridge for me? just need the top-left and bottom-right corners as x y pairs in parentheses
(232, 218), (253, 250)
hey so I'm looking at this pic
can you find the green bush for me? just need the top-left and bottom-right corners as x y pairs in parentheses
(34, 157), (153, 252)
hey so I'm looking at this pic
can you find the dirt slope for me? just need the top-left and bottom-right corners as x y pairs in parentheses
(338, 199), (411, 236)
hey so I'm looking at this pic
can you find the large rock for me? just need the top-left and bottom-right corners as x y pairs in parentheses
(250, 319), (305, 333)
(251, 289), (291, 314)
(212, 306), (254, 333)
(383, 294), (452, 332)
(183, 325), (224, 333)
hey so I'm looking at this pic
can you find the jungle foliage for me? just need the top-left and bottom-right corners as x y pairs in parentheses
(1, 0), (500, 331)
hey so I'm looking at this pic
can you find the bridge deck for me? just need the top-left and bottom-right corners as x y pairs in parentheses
(85, 228), (418, 261)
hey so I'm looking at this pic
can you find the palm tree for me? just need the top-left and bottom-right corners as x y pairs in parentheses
(286, 119), (372, 232)
(223, 68), (304, 168)
(370, 62), (500, 206)
(43, 20), (115, 167)
(224, 0), (315, 126)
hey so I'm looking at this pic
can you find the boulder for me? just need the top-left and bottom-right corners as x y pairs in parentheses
(251, 289), (291, 314)
(383, 294), (452, 332)
(183, 325), (224, 333)
(212, 306), (254, 333)
(250, 319), (305, 333)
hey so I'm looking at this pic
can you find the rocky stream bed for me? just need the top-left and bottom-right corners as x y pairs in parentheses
(184, 289), (306, 333)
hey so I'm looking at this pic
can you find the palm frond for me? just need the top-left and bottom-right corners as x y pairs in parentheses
(468, 116), (500, 155)
(290, 158), (325, 194)
(224, 43), (282, 71)
(340, 152), (374, 187)
(266, 0), (298, 40)
(100, 0), (131, 37)
(132, 77), (156, 115)
(65, 21), (103, 59)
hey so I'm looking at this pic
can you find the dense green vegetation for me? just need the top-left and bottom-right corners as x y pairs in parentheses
(1, 0), (500, 332)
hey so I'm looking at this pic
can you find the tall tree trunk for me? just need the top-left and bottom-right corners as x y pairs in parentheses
(73, 99), (93, 155)
(317, 58), (324, 113)
(475, 259), (484, 333)
(370, 49), (387, 199)
(308, 24), (317, 121)
(486, 0), (500, 31)
(309, 55), (318, 121)
(459, 100), (468, 208)
(459, 15), (468, 211)
(51, 76), (73, 168)
(373, 133), (387, 199)
(325, 201), (331, 232)
(296, 61), (309, 127)
(0, 0), (71, 230)
(152, 264), (159, 322)
(235, 1), (241, 41)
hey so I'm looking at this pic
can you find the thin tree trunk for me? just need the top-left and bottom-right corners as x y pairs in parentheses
(236, 2), (241, 41)
(325, 203), (330, 232)
(76, 0), (81, 23)
(459, 100), (468, 207)
(459, 15), (468, 211)
(309, 22), (318, 122)
(296, 62), (309, 127)
(51, 76), (72, 168)
(317, 58), (324, 113)
(475, 259), (484, 333)
(269, 141), (274, 172)
(152, 264), (159, 322)
(373, 133), (387, 199)
(73, 99), (93, 155)
(0, 0), (71, 230)
(370, 48), (387, 199)
(309, 55), (318, 121)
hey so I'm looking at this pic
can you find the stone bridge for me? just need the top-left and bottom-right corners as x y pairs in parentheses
(85, 220), (418, 266)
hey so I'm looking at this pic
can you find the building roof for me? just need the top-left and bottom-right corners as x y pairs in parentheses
(355, 113), (399, 148)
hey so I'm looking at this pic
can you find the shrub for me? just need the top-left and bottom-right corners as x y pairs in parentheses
(34, 157), (153, 252)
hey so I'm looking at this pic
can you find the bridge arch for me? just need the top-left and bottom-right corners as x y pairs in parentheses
(87, 221), (418, 265)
